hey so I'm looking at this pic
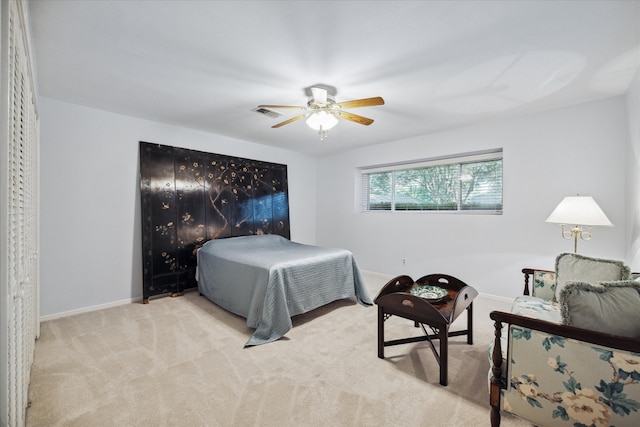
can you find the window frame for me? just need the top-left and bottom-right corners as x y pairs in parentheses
(360, 149), (503, 214)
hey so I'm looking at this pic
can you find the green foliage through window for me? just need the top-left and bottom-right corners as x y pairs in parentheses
(362, 151), (503, 213)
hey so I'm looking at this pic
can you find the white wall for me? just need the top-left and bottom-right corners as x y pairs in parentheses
(626, 71), (640, 268)
(39, 94), (632, 316)
(316, 97), (629, 299)
(39, 97), (318, 317)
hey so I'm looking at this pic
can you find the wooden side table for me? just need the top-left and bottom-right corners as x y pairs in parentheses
(375, 274), (478, 386)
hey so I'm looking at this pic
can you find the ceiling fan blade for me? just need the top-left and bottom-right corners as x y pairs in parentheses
(310, 87), (328, 105)
(339, 111), (374, 126)
(258, 104), (306, 110)
(272, 114), (306, 128)
(335, 97), (385, 109)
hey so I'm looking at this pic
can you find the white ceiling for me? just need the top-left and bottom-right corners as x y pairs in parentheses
(29, 1), (640, 156)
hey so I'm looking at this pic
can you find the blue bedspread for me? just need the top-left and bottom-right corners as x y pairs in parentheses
(196, 234), (372, 346)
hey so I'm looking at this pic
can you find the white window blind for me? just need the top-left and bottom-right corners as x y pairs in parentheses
(361, 149), (503, 213)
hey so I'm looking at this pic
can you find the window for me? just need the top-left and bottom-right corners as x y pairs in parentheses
(361, 150), (503, 213)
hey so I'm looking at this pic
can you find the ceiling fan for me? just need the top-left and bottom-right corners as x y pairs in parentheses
(257, 86), (384, 140)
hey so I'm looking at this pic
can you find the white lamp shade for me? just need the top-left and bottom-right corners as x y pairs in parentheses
(306, 111), (339, 131)
(545, 195), (613, 227)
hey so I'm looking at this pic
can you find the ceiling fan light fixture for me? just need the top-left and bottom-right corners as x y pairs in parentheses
(258, 86), (383, 140)
(305, 110), (339, 131)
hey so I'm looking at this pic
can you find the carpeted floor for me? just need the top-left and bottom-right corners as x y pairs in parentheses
(26, 272), (532, 426)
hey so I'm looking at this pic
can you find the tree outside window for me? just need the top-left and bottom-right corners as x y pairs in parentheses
(363, 152), (502, 213)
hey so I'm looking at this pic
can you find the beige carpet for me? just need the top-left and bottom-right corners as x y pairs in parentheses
(26, 272), (532, 426)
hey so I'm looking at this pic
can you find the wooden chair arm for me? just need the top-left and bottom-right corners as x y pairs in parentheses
(490, 310), (640, 352)
(521, 268), (554, 296)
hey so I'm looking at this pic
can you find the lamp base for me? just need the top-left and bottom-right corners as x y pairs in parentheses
(561, 225), (592, 253)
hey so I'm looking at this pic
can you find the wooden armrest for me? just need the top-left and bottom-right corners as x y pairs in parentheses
(521, 267), (554, 296)
(490, 310), (640, 352)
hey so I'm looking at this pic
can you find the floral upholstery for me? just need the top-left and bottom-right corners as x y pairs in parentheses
(510, 295), (560, 323)
(531, 270), (556, 301)
(503, 326), (640, 427)
(489, 253), (640, 427)
(489, 296), (561, 382)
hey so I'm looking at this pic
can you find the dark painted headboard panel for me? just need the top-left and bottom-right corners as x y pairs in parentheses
(139, 141), (290, 302)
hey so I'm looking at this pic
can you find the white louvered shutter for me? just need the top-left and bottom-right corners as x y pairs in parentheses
(1, 0), (40, 425)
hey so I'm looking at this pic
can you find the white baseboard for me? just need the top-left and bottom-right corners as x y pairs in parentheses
(40, 296), (144, 322)
(477, 292), (514, 304)
(39, 276), (515, 323)
(360, 270), (393, 280)
(361, 270), (514, 301)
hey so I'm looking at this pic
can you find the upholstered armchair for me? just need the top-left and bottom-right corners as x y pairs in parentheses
(489, 253), (640, 427)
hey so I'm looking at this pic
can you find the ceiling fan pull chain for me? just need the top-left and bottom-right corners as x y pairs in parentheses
(318, 127), (328, 141)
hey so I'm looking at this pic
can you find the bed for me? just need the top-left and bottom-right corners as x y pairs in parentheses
(196, 234), (372, 346)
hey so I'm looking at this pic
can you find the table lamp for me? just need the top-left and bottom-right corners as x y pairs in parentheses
(545, 195), (613, 252)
